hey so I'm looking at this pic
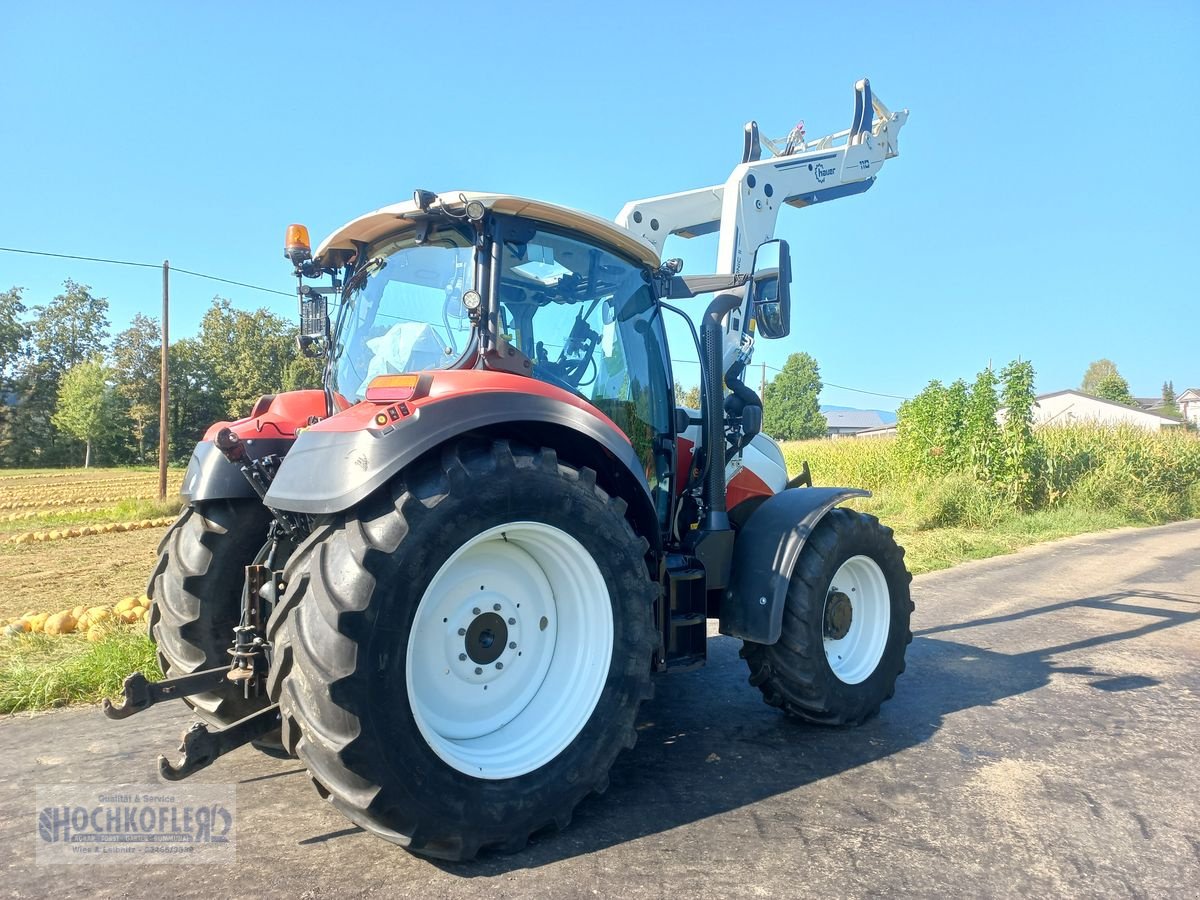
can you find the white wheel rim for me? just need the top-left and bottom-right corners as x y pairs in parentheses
(822, 555), (890, 685)
(405, 521), (613, 779)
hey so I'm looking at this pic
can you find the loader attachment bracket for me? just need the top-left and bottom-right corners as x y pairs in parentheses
(720, 487), (868, 644)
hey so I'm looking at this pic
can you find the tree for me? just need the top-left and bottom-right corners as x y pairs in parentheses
(1092, 372), (1135, 406)
(762, 352), (826, 440)
(1081, 359), (1119, 394)
(4, 281), (111, 466)
(110, 313), (162, 462)
(197, 298), (320, 418)
(52, 358), (115, 467)
(29, 280), (110, 375)
(1160, 380), (1180, 419)
(673, 382), (701, 410)
(0, 286), (26, 380)
(167, 337), (227, 461)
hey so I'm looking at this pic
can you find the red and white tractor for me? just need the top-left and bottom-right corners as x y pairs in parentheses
(108, 79), (912, 860)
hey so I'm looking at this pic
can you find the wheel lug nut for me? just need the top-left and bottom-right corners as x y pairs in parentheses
(493, 603), (501, 611)
(496, 662), (504, 670)
(508, 617), (516, 625)
(474, 666), (483, 675)
(458, 627), (466, 636)
(509, 641), (516, 649)
(472, 607), (480, 615)
(458, 653), (467, 661)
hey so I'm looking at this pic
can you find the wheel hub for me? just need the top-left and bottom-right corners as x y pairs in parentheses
(465, 612), (508, 665)
(824, 590), (854, 640)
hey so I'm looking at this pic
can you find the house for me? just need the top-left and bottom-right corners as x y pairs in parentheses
(825, 410), (885, 438)
(1178, 388), (1200, 426)
(1002, 390), (1182, 432)
(853, 422), (898, 438)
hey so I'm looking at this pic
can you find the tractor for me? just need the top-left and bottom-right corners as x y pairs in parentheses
(107, 79), (912, 860)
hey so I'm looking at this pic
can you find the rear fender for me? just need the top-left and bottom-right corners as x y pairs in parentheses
(720, 487), (869, 644)
(263, 391), (661, 551)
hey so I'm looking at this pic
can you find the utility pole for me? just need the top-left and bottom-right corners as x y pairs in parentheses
(760, 362), (767, 400)
(158, 261), (170, 501)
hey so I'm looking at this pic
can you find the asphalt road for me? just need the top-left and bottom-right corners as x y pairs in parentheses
(3, 521), (1198, 898)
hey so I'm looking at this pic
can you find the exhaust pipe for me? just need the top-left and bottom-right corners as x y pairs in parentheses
(699, 289), (744, 531)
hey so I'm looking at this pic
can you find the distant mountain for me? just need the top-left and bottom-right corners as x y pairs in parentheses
(821, 404), (897, 424)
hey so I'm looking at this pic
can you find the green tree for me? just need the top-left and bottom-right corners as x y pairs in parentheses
(0, 287), (26, 380)
(51, 358), (115, 467)
(1092, 372), (1135, 406)
(673, 383), (701, 410)
(763, 352), (826, 440)
(167, 337), (227, 461)
(197, 298), (320, 418)
(110, 313), (162, 462)
(1160, 380), (1180, 419)
(4, 281), (111, 465)
(1081, 358), (1119, 394)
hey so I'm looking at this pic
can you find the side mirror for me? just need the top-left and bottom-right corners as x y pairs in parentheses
(750, 239), (792, 339)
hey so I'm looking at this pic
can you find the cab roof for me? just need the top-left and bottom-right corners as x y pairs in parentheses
(313, 192), (661, 269)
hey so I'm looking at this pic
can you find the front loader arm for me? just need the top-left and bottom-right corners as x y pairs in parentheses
(617, 78), (908, 371)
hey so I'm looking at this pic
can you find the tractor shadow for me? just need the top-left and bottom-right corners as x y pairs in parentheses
(434, 587), (1199, 875)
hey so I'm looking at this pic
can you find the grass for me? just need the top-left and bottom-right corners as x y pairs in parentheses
(783, 425), (1200, 574)
(0, 628), (159, 715)
(3, 435), (1198, 715)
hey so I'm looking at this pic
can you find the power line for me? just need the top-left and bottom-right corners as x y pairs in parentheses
(669, 356), (909, 401)
(0, 245), (293, 298)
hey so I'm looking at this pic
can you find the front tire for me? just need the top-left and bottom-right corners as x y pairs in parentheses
(740, 508), (913, 725)
(266, 440), (657, 860)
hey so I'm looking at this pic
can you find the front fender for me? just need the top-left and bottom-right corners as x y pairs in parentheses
(720, 487), (869, 644)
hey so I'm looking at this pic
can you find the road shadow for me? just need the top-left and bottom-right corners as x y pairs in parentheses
(425, 588), (1198, 875)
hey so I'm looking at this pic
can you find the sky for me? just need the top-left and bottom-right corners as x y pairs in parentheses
(1, 1), (1196, 412)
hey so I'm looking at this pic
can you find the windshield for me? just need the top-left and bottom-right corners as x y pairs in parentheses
(329, 226), (475, 401)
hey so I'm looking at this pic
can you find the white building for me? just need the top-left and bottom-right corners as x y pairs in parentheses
(1178, 388), (1200, 426)
(1012, 390), (1182, 431)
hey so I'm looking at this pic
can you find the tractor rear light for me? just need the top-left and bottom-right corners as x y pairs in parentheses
(366, 373), (430, 403)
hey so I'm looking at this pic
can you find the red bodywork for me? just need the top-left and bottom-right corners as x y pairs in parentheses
(203, 390), (333, 443)
(305, 370), (628, 441)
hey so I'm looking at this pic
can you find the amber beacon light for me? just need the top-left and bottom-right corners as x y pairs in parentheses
(285, 224), (312, 266)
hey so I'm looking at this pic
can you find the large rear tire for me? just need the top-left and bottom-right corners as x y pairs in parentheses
(266, 439), (657, 860)
(740, 508), (913, 725)
(147, 500), (273, 726)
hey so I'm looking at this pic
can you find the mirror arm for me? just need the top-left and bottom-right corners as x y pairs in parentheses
(667, 273), (749, 300)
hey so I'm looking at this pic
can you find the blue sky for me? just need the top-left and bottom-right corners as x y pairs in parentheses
(1, 1), (1196, 411)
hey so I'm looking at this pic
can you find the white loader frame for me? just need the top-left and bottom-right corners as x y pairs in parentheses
(617, 78), (907, 367)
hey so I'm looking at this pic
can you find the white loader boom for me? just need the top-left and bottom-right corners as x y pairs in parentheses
(617, 78), (907, 368)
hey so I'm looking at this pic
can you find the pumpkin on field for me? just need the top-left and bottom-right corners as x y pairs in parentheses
(115, 596), (139, 614)
(86, 625), (105, 643)
(23, 613), (50, 633)
(44, 611), (77, 635)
